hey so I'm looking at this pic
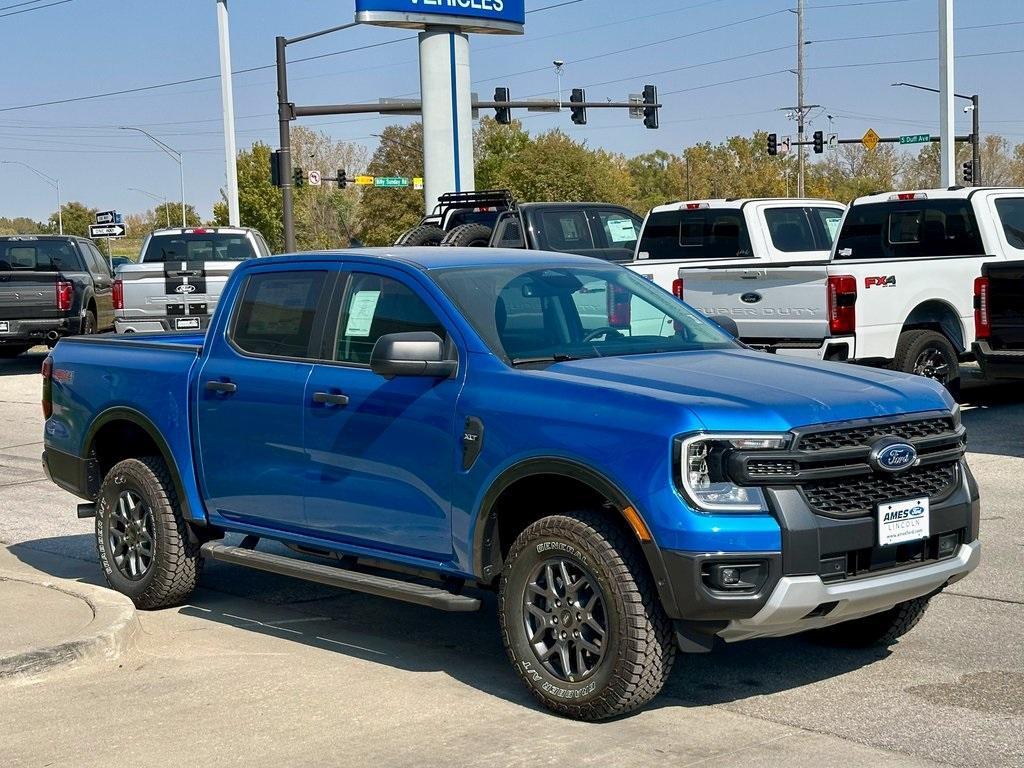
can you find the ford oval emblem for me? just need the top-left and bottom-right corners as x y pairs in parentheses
(870, 440), (919, 473)
(175, 284), (197, 294)
(741, 292), (762, 304)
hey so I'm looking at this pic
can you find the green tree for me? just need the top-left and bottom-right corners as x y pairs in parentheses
(214, 142), (283, 250)
(0, 216), (46, 235)
(48, 201), (97, 238)
(151, 202), (201, 229)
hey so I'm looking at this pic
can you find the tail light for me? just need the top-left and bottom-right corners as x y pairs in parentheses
(672, 278), (684, 299)
(607, 284), (632, 328)
(56, 280), (73, 312)
(41, 355), (53, 418)
(827, 275), (857, 335)
(112, 279), (124, 310)
(974, 276), (991, 340)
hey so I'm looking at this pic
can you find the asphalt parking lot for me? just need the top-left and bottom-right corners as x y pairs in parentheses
(1, 349), (1021, 768)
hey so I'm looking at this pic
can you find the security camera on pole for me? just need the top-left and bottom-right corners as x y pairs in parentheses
(355, 0), (526, 215)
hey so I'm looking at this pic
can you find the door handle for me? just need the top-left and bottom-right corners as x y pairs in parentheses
(205, 380), (237, 394)
(313, 391), (349, 407)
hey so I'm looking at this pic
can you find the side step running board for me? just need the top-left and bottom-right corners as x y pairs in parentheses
(200, 542), (481, 613)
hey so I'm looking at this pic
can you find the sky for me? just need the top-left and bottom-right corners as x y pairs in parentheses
(0, 0), (1021, 222)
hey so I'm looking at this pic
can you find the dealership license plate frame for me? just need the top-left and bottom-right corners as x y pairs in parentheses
(174, 317), (201, 331)
(877, 496), (930, 547)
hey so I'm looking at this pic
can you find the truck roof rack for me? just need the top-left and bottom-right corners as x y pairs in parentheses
(431, 189), (516, 216)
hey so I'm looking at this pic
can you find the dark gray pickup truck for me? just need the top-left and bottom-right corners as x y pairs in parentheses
(974, 261), (1024, 380)
(0, 236), (115, 356)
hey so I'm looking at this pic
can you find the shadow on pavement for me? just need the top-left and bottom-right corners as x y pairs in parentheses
(0, 349), (47, 377)
(960, 381), (1024, 459)
(7, 533), (886, 715)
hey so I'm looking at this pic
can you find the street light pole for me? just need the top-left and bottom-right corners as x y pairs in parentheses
(216, 0), (240, 226)
(891, 82), (981, 184)
(129, 187), (171, 228)
(0, 160), (62, 233)
(119, 127), (186, 227)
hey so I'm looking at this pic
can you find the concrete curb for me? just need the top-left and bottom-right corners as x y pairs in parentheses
(0, 571), (139, 681)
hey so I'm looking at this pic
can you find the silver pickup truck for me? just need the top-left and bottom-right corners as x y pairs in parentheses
(114, 227), (271, 333)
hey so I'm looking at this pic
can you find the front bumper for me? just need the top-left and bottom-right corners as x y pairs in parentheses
(0, 316), (80, 345)
(973, 340), (1024, 380)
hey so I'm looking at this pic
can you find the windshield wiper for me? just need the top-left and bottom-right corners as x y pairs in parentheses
(509, 353), (585, 367)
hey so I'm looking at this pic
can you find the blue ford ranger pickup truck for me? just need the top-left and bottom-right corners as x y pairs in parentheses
(41, 248), (980, 720)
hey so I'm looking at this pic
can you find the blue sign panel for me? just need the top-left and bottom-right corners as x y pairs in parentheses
(355, 0), (525, 33)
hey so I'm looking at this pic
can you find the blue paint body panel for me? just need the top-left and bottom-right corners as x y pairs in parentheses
(44, 249), (955, 580)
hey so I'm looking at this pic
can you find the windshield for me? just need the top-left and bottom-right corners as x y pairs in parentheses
(142, 233), (257, 263)
(432, 263), (735, 365)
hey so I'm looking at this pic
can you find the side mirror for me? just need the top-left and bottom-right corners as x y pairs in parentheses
(370, 332), (457, 378)
(708, 314), (739, 338)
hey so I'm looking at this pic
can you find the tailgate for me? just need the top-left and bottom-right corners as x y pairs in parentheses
(0, 272), (58, 319)
(121, 261), (239, 322)
(680, 265), (830, 341)
(985, 261), (1024, 347)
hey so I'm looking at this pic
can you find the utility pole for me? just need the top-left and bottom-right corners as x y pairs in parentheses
(938, 0), (955, 187)
(217, 0), (240, 226)
(796, 0), (806, 197)
(120, 127), (186, 227)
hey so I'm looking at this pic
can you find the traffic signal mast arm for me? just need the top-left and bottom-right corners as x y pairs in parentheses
(768, 133), (974, 149)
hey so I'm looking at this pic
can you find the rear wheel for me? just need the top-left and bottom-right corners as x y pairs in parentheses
(440, 223), (493, 248)
(96, 457), (202, 609)
(892, 329), (961, 398)
(498, 512), (675, 721)
(394, 224), (444, 247)
(81, 310), (97, 336)
(809, 596), (932, 648)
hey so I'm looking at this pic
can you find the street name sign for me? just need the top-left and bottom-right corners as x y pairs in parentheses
(355, 0), (526, 34)
(862, 128), (881, 152)
(899, 133), (931, 145)
(90, 223), (126, 239)
(374, 177), (411, 188)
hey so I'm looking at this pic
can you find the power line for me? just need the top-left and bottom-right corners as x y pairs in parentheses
(809, 19), (1024, 44)
(0, 0), (73, 19)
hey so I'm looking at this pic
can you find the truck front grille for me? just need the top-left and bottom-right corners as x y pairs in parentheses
(796, 417), (956, 452)
(801, 463), (958, 517)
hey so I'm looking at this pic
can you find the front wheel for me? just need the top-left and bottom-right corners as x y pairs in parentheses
(96, 457), (202, 609)
(809, 596), (932, 648)
(498, 512), (675, 720)
(892, 329), (961, 398)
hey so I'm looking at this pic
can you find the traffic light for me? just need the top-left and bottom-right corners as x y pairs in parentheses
(643, 84), (659, 130)
(494, 87), (511, 125)
(293, 167), (305, 188)
(767, 133), (778, 156)
(338, 170), (348, 190)
(962, 160), (974, 184)
(813, 130), (824, 154)
(570, 88), (587, 126)
(270, 150), (283, 187)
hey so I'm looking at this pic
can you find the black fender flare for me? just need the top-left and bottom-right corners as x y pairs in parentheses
(471, 457), (679, 615)
(84, 406), (197, 523)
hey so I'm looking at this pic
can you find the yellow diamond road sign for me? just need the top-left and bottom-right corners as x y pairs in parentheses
(862, 128), (881, 152)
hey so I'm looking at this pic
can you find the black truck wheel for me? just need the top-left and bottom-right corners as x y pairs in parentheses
(810, 596), (932, 648)
(440, 223), (493, 248)
(96, 457), (202, 609)
(498, 512), (675, 720)
(892, 329), (961, 398)
(82, 310), (97, 336)
(394, 224), (445, 247)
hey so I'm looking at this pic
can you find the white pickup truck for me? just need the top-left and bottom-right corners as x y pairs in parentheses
(114, 227), (270, 333)
(625, 198), (846, 294)
(675, 187), (1024, 395)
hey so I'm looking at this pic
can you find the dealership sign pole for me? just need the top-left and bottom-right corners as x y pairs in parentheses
(354, 0), (525, 214)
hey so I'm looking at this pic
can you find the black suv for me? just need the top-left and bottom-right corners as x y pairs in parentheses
(0, 236), (115, 357)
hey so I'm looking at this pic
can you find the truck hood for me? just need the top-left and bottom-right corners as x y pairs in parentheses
(544, 349), (953, 432)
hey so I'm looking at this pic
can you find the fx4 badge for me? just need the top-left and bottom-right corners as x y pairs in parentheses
(865, 275), (896, 289)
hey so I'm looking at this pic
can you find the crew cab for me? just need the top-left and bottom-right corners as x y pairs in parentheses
(625, 198), (845, 293)
(113, 227), (270, 334)
(487, 202), (643, 262)
(676, 188), (1024, 395)
(42, 248), (979, 720)
(0, 235), (115, 356)
(973, 259), (1024, 380)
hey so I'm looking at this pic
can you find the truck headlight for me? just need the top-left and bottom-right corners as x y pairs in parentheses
(678, 434), (789, 513)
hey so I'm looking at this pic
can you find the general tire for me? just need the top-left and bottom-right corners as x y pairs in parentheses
(96, 457), (202, 609)
(440, 223), (493, 248)
(809, 596), (932, 648)
(892, 329), (961, 399)
(498, 512), (675, 721)
(394, 224), (445, 247)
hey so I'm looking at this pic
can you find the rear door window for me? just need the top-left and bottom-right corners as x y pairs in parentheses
(231, 271), (327, 359)
(994, 198), (1024, 250)
(835, 200), (984, 260)
(83, 244), (111, 279)
(143, 233), (258, 263)
(764, 208), (817, 252)
(595, 210), (642, 251)
(814, 207), (845, 245)
(536, 210), (596, 252)
(637, 209), (752, 260)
